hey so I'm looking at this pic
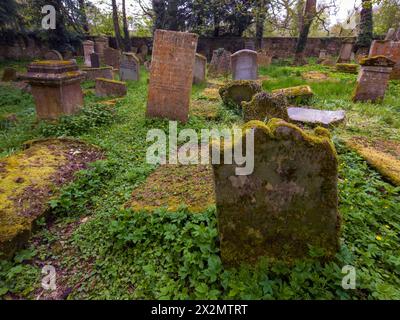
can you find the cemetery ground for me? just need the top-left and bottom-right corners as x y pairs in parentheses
(1, 58), (400, 300)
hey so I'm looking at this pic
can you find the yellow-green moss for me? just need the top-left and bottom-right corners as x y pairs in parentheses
(201, 88), (221, 101)
(336, 63), (359, 74)
(33, 60), (72, 66)
(219, 80), (262, 109)
(96, 78), (126, 85)
(190, 99), (219, 120)
(82, 67), (113, 71)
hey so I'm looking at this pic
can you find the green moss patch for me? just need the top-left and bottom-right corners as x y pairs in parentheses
(301, 71), (329, 82)
(345, 137), (400, 186)
(201, 88), (221, 101)
(242, 91), (289, 122)
(191, 100), (220, 120)
(0, 139), (103, 259)
(336, 63), (359, 74)
(272, 85), (314, 105)
(219, 80), (262, 110)
(128, 164), (215, 213)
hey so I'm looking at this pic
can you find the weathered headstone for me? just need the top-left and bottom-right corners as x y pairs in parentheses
(212, 119), (340, 266)
(140, 44), (149, 56)
(219, 80), (262, 109)
(272, 85), (314, 104)
(120, 52), (140, 81)
(44, 50), (63, 60)
(257, 52), (272, 67)
(83, 40), (95, 67)
(146, 30), (198, 123)
(94, 36), (108, 63)
(1, 67), (17, 82)
(104, 47), (121, 69)
(242, 91), (289, 122)
(385, 28), (396, 41)
(318, 50), (328, 63)
(22, 60), (85, 120)
(90, 52), (100, 68)
(95, 78), (127, 97)
(208, 48), (232, 78)
(353, 55), (396, 103)
(231, 49), (258, 80)
(369, 40), (400, 80)
(337, 42), (354, 63)
(193, 53), (207, 84)
(82, 66), (113, 81)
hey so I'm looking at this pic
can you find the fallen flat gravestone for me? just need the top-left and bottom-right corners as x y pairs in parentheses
(212, 119), (340, 266)
(288, 107), (346, 127)
(146, 30), (198, 123)
(0, 138), (103, 259)
(231, 49), (258, 80)
(95, 78), (127, 97)
(120, 52), (140, 81)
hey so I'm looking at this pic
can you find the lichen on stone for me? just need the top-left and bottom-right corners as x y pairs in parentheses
(219, 80), (262, 110)
(242, 91), (289, 122)
(271, 85), (314, 105)
(335, 63), (359, 74)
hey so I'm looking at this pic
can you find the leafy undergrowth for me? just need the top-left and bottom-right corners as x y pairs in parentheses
(0, 61), (400, 300)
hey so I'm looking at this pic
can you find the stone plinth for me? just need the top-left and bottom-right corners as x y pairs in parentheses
(22, 60), (85, 120)
(193, 53), (207, 84)
(231, 49), (258, 80)
(369, 40), (400, 80)
(353, 56), (395, 103)
(212, 119), (340, 266)
(83, 40), (95, 67)
(146, 30), (198, 123)
(95, 78), (127, 97)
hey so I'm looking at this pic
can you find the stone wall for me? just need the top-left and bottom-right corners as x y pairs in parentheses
(0, 34), (355, 61)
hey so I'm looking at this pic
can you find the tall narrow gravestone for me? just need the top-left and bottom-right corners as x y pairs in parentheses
(90, 52), (100, 68)
(22, 60), (85, 120)
(369, 40), (400, 80)
(193, 53), (207, 84)
(83, 40), (95, 67)
(353, 56), (396, 103)
(212, 119), (340, 267)
(104, 47), (121, 69)
(120, 52), (140, 81)
(94, 37), (108, 64)
(231, 49), (258, 80)
(146, 30), (198, 123)
(337, 42), (354, 63)
(208, 49), (232, 78)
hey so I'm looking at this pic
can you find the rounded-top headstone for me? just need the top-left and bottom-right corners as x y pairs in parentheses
(44, 50), (63, 61)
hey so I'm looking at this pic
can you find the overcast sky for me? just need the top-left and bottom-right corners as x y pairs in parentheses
(94, 0), (362, 27)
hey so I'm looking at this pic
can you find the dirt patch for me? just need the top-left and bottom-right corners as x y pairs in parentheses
(128, 163), (215, 213)
(345, 136), (400, 186)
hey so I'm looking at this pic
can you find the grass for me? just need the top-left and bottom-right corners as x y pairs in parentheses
(0, 59), (400, 300)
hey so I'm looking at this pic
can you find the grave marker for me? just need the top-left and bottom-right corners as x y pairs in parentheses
(231, 49), (258, 80)
(83, 40), (95, 67)
(120, 52), (140, 81)
(193, 53), (207, 84)
(337, 42), (354, 63)
(146, 30), (198, 123)
(104, 47), (121, 69)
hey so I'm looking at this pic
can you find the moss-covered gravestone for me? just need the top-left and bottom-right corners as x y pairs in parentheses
(271, 85), (314, 105)
(219, 80), (262, 110)
(212, 119), (340, 267)
(242, 92), (289, 122)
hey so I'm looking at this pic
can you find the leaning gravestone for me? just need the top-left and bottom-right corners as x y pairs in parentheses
(231, 49), (258, 80)
(353, 55), (396, 103)
(193, 53), (207, 84)
(208, 48), (232, 78)
(44, 50), (63, 60)
(1, 67), (17, 82)
(104, 47), (121, 69)
(369, 40), (400, 80)
(90, 52), (100, 68)
(120, 52), (140, 81)
(146, 30), (198, 123)
(337, 42), (353, 63)
(22, 60), (85, 120)
(83, 40), (95, 67)
(212, 119), (340, 266)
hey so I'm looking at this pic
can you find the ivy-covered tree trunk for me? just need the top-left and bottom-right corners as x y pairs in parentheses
(255, 0), (267, 50)
(294, 0), (316, 65)
(166, 0), (179, 30)
(122, 0), (132, 52)
(78, 0), (89, 35)
(111, 0), (123, 49)
(355, 0), (373, 55)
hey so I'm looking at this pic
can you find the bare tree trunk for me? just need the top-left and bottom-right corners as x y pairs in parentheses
(112, 0), (123, 49)
(122, 0), (132, 51)
(355, 0), (373, 56)
(294, 0), (316, 65)
(78, 0), (89, 35)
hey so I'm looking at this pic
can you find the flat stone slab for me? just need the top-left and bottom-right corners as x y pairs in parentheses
(0, 139), (103, 259)
(345, 137), (400, 186)
(288, 107), (346, 127)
